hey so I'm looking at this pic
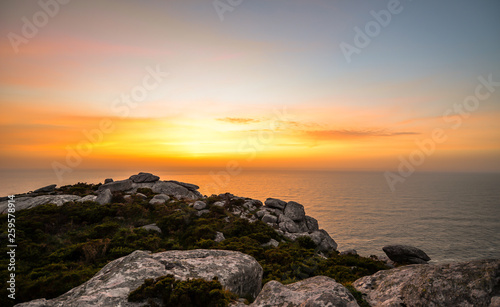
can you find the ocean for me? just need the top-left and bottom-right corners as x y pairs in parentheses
(1, 169), (499, 263)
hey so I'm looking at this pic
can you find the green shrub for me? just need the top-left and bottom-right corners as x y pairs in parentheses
(128, 275), (237, 307)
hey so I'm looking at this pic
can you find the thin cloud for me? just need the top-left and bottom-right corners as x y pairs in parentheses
(217, 117), (262, 124)
(305, 129), (420, 140)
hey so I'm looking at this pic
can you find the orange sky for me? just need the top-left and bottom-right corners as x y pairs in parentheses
(1, 1), (499, 174)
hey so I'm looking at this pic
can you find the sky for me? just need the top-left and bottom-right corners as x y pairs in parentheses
(1, 0), (499, 174)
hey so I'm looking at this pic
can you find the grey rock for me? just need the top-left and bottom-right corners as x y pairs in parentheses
(165, 180), (200, 191)
(129, 172), (160, 183)
(33, 184), (57, 193)
(16, 249), (262, 307)
(383, 245), (431, 264)
(340, 249), (358, 256)
(98, 179), (133, 193)
(152, 181), (200, 199)
(193, 200), (207, 210)
(261, 214), (278, 224)
(284, 201), (306, 221)
(0, 195), (81, 214)
(149, 194), (170, 205)
(264, 198), (287, 210)
(279, 220), (301, 233)
(261, 238), (279, 248)
(305, 215), (319, 232)
(255, 210), (267, 219)
(309, 230), (338, 253)
(196, 209), (210, 216)
(215, 231), (225, 242)
(96, 189), (112, 205)
(140, 224), (162, 233)
(213, 201), (225, 207)
(76, 195), (97, 203)
(354, 259), (500, 307)
(128, 182), (156, 193)
(135, 193), (147, 199)
(104, 178), (114, 184)
(251, 276), (359, 307)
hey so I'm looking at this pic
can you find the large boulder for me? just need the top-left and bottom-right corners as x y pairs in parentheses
(250, 276), (359, 307)
(96, 189), (112, 205)
(129, 172), (160, 183)
(0, 195), (81, 214)
(383, 245), (431, 264)
(284, 201), (306, 221)
(264, 198), (287, 210)
(98, 179), (133, 193)
(16, 250), (263, 307)
(152, 181), (201, 199)
(165, 180), (200, 192)
(353, 259), (500, 307)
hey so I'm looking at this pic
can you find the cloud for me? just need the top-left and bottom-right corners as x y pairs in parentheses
(305, 129), (420, 140)
(217, 117), (262, 124)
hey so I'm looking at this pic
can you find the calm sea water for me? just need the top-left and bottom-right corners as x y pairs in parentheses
(1, 169), (499, 263)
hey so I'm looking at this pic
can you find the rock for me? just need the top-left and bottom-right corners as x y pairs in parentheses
(264, 198), (287, 210)
(17, 250), (263, 306)
(196, 209), (210, 216)
(33, 184), (57, 193)
(140, 224), (162, 233)
(354, 259), (500, 307)
(305, 216), (319, 232)
(382, 245), (431, 264)
(310, 230), (338, 253)
(215, 231), (225, 242)
(76, 195), (97, 203)
(129, 172), (160, 183)
(340, 249), (358, 256)
(96, 189), (112, 205)
(135, 193), (147, 199)
(261, 238), (279, 248)
(104, 178), (114, 184)
(251, 276), (359, 307)
(149, 194), (170, 205)
(165, 180), (200, 191)
(128, 182), (156, 193)
(261, 214), (278, 224)
(284, 201), (306, 221)
(98, 179), (133, 193)
(193, 201), (207, 210)
(0, 195), (81, 214)
(255, 210), (267, 219)
(279, 219), (301, 233)
(152, 181), (201, 199)
(213, 201), (225, 207)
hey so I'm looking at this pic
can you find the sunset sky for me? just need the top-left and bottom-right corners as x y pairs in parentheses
(1, 0), (499, 173)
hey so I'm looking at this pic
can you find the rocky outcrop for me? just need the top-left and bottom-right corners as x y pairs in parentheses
(0, 195), (81, 214)
(33, 184), (57, 193)
(353, 259), (500, 307)
(129, 172), (160, 183)
(76, 195), (97, 203)
(98, 179), (133, 193)
(149, 194), (170, 205)
(17, 249), (263, 307)
(383, 244), (431, 264)
(152, 181), (202, 199)
(249, 276), (359, 307)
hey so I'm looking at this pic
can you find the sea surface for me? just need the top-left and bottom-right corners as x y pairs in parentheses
(1, 169), (499, 263)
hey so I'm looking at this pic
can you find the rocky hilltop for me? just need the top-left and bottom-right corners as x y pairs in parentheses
(1, 172), (498, 307)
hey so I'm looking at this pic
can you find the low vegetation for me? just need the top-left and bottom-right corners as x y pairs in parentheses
(0, 185), (386, 306)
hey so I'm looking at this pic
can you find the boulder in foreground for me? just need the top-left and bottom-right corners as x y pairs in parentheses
(249, 276), (359, 307)
(16, 249), (263, 307)
(354, 259), (500, 307)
